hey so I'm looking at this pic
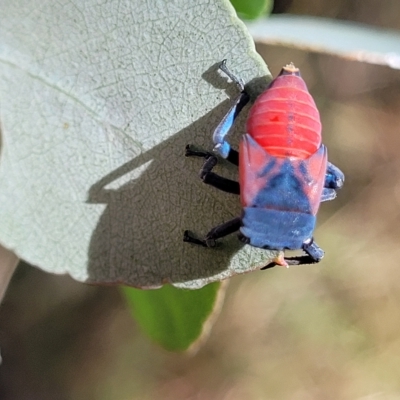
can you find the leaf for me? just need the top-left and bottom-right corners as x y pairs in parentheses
(247, 15), (400, 69)
(229, 0), (273, 20)
(121, 281), (224, 351)
(0, 0), (274, 289)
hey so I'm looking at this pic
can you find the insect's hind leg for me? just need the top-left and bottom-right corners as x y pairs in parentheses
(321, 188), (337, 202)
(325, 162), (344, 189)
(301, 238), (324, 262)
(183, 217), (241, 247)
(185, 145), (240, 194)
(321, 162), (345, 202)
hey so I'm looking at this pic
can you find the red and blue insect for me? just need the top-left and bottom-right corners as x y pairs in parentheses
(184, 60), (344, 268)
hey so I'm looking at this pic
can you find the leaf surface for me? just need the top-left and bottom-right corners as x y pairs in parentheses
(0, 0), (274, 288)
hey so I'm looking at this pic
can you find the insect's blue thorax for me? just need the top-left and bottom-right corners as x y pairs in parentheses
(241, 160), (316, 250)
(252, 160), (312, 214)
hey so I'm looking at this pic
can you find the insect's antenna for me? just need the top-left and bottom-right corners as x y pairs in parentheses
(219, 60), (245, 92)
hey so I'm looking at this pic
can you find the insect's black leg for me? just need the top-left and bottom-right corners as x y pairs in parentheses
(185, 145), (238, 167)
(185, 145), (240, 194)
(226, 148), (239, 166)
(183, 217), (241, 247)
(184, 146), (212, 158)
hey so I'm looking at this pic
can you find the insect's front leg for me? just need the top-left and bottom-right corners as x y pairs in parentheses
(321, 162), (345, 202)
(213, 60), (250, 160)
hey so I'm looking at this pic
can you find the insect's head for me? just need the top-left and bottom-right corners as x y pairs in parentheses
(279, 63), (301, 77)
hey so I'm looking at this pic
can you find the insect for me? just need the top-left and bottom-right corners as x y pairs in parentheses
(184, 60), (344, 269)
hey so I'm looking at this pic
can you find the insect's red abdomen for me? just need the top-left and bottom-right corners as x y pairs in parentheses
(246, 67), (321, 159)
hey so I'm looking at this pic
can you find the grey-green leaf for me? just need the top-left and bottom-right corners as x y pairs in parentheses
(0, 0), (274, 289)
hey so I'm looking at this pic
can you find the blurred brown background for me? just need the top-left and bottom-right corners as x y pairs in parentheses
(2, 1), (400, 399)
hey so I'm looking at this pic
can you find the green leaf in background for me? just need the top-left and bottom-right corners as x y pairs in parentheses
(121, 282), (223, 351)
(230, 0), (273, 19)
(0, 0), (273, 289)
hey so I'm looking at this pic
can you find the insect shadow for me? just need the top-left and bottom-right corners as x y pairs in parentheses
(86, 66), (271, 288)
